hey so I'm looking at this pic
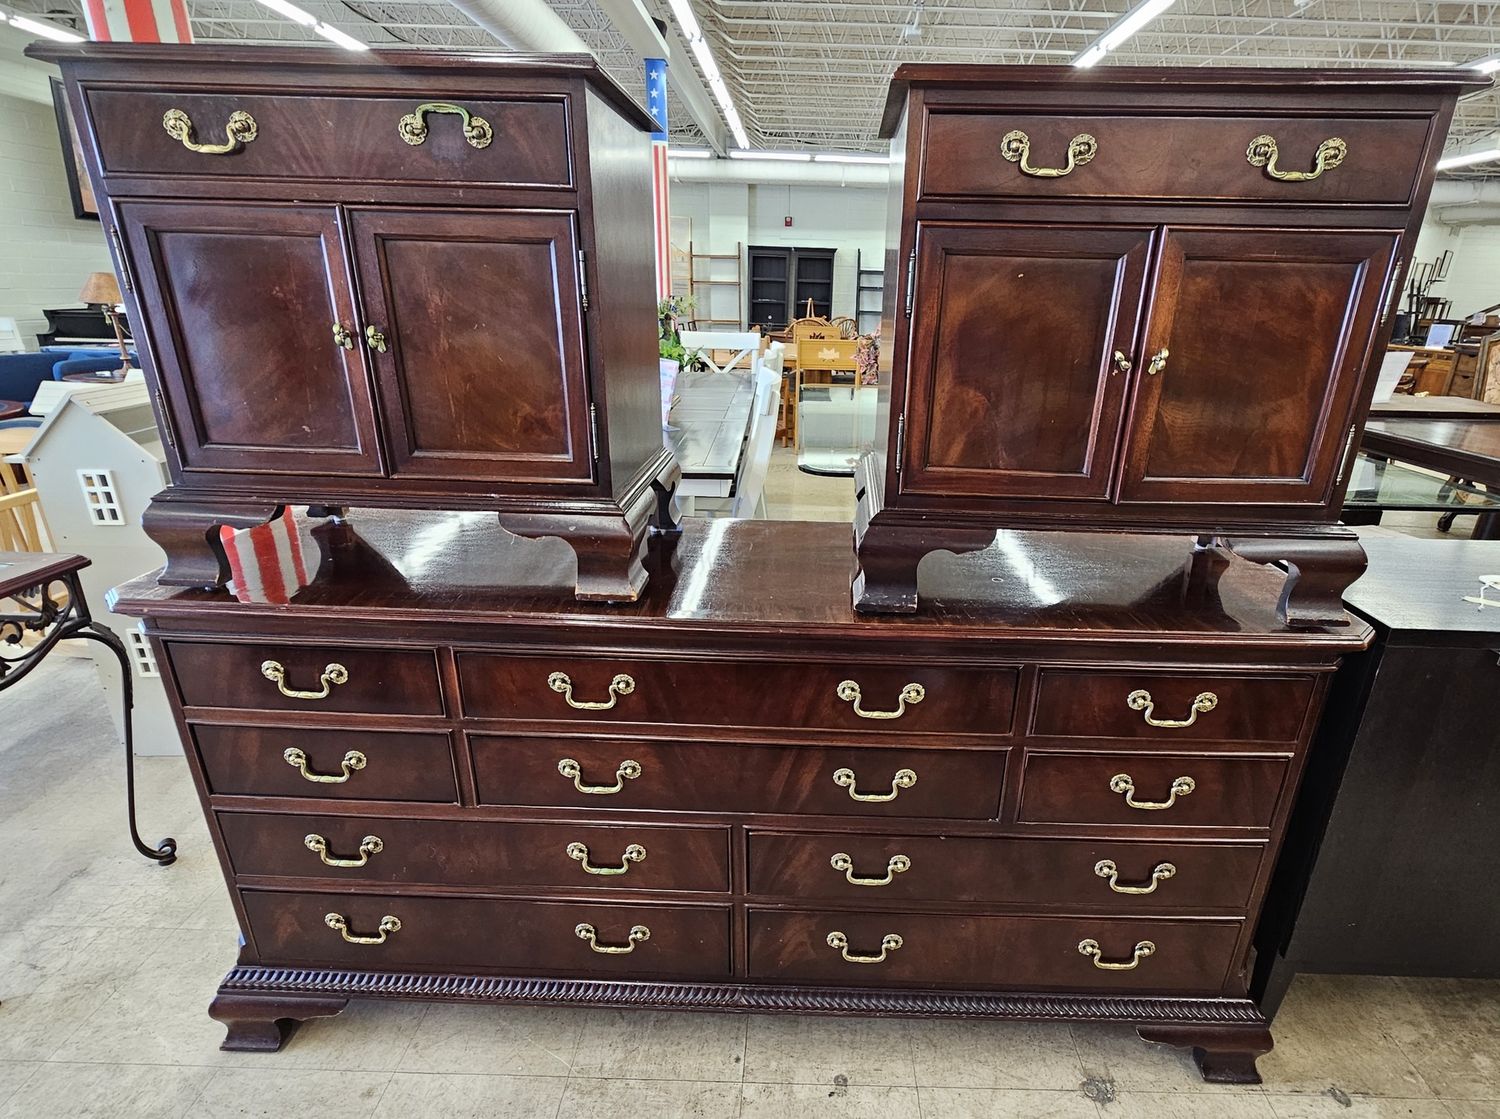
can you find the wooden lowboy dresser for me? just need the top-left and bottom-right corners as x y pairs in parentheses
(110, 515), (1371, 1082)
(33, 44), (677, 603)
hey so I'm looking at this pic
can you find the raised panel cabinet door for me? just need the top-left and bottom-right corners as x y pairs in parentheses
(1118, 228), (1399, 506)
(901, 223), (1151, 500)
(347, 208), (595, 484)
(116, 201), (382, 476)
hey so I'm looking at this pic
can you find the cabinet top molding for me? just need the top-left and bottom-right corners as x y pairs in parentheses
(880, 64), (1493, 138)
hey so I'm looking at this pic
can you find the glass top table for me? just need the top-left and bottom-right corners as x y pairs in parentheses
(1344, 452), (1500, 512)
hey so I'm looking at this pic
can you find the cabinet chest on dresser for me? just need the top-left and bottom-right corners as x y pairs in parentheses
(112, 515), (1371, 1082)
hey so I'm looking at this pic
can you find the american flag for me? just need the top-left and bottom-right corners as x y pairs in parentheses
(646, 57), (671, 301)
(81, 0), (193, 42)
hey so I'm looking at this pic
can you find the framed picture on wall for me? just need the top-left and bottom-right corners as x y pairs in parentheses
(50, 77), (98, 221)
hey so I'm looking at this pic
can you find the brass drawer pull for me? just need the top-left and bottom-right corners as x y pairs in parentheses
(826, 931), (904, 964)
(836, 680), (924, 719)
(399, 102), (494, 150)
(162, 108), (257, 155)
(567, 841), (646, 876)
(549, 671), (635, 711)
(1126, 688), (1217, 728)
(833, 766), (917, 803)
(557, 757), (642, 795)
(575, 922), (649, 954)
(324, 912), (400, 945)
(260, 660), (348, 701)
(283, 747), (365, 783)
(1000, 129), (1097, 178)
(1246, 134), (1347, 182)
(1111, 773), (1196, 811)
(364, 324), (388, 354)
(1078, 938), (1156, 971)
(332, 323), (355, 350)
(305, 833), (383, 868)
(1095, 859), (1176, 895)
(831, 852), (911, 887)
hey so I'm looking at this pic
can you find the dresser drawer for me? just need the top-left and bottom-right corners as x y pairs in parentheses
(1030, 670), (1316, 744)
(919, 111), (1430, 205)
(85, 88), (573, 188)
(471, 736), (1007, 820)
(1018, 753), (1290, 829)
(219, 813), (730, 893)
(164, 641), (444, 715)
(748, 832), (1265, 910)
(240, 890), (730, 977)
(193, 724), (458, 802)
(457, 653), (1017, 736)
(748, 909), (1242, 993)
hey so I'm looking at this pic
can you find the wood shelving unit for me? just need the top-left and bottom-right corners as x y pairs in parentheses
(856, 248), (883, 335)
(690, 242), (744, 329)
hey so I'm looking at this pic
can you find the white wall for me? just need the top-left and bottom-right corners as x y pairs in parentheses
(1409, 213), (1500, 319)
(0, 88), (115, 348)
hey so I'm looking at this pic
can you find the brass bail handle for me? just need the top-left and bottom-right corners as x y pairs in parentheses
(1078, 938), (1156, 971)
(549, 671), (636, 712)
(826, 931), (904, 964)
(283, 747), (365, 783)
(261, 660), (348, 701)
(398, 102), (495, 150)
(325, 912), (400, 945)
(566, 841), (646, 876)
(836, 679), (925, 720)
(1246, 134), (1348, 182)
(1000, 129), (1098, 178)
(833, 766), (917, 803)
(1126, 688), (1217, 728)
(305, 833), (383, 868)
(557, 757), (642, 795)
(1110, 773), (1196, 811)
(830, 852), (912, 887)
(1094, 859), (1177, 895)
(162, 108), (257, 155)
(575, 923), (650, 954)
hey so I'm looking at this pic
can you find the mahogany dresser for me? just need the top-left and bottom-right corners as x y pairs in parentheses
(111, 515), (1371, 1083)
(857, 65), (1489, 619)
(34, 44), (678, 603)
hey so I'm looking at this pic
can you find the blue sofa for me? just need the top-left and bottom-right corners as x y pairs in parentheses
(0, 349), (107, 407)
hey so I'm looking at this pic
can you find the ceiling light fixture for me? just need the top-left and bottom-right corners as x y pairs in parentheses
(812, 153), (889, 165)
(666, 0), (748, 150)
(312, 22), (368, 50)
(246, 0), (366, 50)
(728, 150), (812, 162)
(668, 148), (713, 159)
(6, 12), (85, 41)
(1436, 147), (1500, 170)
(1074, 0), (1176, 69)
(252, 0), (317, 26)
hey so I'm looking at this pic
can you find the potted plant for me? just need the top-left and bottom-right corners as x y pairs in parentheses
(658, 293), (698, 426)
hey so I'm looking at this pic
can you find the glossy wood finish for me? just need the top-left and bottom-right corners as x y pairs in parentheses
(1362, 417), (1500, 487)
(193, 725), (458, 802)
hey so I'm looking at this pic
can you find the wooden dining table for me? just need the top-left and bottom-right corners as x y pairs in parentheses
(665, 369), (756, 509)
(1361, 412), (1500, 538)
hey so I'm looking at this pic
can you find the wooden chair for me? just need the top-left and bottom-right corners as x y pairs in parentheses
(780, 316), (835, 447)
(831, 316), (858, 339)
(0, 459), (48, 552)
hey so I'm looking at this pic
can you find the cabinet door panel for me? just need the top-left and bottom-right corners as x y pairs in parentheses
(118, 201), (382, 476)
(348, 208), (595, 484)
(1119, 228), (1398, 505)
(902, 224), (1150, 499)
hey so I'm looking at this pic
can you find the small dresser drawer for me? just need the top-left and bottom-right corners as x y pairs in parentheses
(919, 110), (1430, 205)
(164, 641), (444, 715)
(457, 653), (1017, 736)
(1018, 753), (1290, 830)
(748, 832), (1265, 910)
(748, 909), (1242, 993)
(240, 890), (730, 977)
(1030, 669), (1316, 745)
(85, 89), (574, 188)
(193, 725), (458, 802)
(471, 736), (1007, 820)
(219, 813), (730, 893)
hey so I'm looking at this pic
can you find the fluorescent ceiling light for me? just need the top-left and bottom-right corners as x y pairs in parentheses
(666, 0), (701, 43)
(728, 150), (811, 162)
(665, 0), (747, 151)
(253, 0), (317, 27)
(1074, 0), (1175, 68)
(689, 36), (721, 86)
(1472, 55), (1500, 74)
(669, 148), (713, 159)
(1437, 147), (1500, 170)
(313, 21), (368, 50)
(7, 13), (84, 41)
(813, 153), (888, 165)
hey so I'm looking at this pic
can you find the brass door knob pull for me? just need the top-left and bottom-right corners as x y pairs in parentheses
(332, 323), (355, 350)
(1146, 348), (1170, 376)
(364, 324), (388, 353)
(1110, 773), (1196, 811)
(325, 913), (400, 945)
(575, 923), (649, 954)
(305, 833), (383, 868)
(162, 108), (257, 155)
(1000, 129), (1097, 178)
(826, 931), (904, 964)
(1111, 350), (1132, 375)
(833, 766), (917, 803)
(830, 852), (911, 887)
(261, 660), (348, 701)
(1094, 859), (1177, 894)
(1246, 134), (1347, 182)
(557, 757), (641, 795)
(398, 102), (494, 149)
(567, 841), (646, 876)
(549, 671), (635, 711)
(1079, 938), (1156, 970)
(283, 747), (365, 783)
(836, 679), (925, 720)
(1127, 688), (1217, 728)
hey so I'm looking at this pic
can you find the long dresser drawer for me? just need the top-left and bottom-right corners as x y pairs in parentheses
(748, 832), (1264, 910)
(165, 641), (444, 715)
(470, 735), (1008, 819)
(457, 653), (1017, 735)
(1018, 753), (1290, 829)
(240, 890), (731, 976)
(1030, 670), (1316, 745)
(219, 813), (731, 893)
(748, 909), (1242, 993)
(193, 725), (459, 802)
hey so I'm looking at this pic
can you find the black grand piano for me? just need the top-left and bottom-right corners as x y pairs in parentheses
(36, 306), (133, 349)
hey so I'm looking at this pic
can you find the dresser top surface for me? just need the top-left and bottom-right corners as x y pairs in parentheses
(111, 514), (1371, 652)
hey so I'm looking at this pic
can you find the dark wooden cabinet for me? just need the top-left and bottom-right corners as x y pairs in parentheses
(857, 65), (1489, 619)
(36, 44), (679, 602)
(748, 245), (836, 327)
